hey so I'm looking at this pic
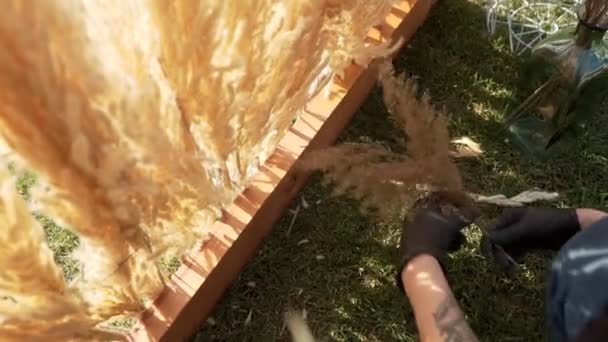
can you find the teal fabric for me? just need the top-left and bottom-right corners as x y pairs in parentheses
(548, 218), (608, 341)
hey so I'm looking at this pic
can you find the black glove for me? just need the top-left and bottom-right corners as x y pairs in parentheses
(485, 207), (580, 258)
(397, 195), (475, 291)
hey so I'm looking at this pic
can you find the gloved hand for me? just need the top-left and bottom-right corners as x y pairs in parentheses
(486, 207), (580, 258)
(397, 194), (476, 290)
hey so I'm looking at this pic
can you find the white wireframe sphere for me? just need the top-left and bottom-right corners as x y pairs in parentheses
(486, 0), (583, 54)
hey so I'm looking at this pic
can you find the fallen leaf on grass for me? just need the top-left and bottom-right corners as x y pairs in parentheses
(451, 136), (483, 158)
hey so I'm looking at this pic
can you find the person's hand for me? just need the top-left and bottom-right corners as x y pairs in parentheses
(397, 194), (476, 290)
(485, 207), (579, 258)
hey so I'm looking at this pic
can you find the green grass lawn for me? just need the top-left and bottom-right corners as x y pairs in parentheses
(195, 0), (608, 341)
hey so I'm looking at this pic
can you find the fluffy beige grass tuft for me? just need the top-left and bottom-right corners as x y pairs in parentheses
(0, 0), (398, 338)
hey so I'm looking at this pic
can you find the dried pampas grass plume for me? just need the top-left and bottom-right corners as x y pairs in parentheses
(0, 0), (400, 338)
(0, 169), (107, 341)
(300, 61), (468, 219)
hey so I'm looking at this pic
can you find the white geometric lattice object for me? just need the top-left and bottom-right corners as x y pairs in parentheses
(486, 0), (582, 55)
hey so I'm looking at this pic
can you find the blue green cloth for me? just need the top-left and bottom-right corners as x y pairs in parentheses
(548, 218), (608, 341)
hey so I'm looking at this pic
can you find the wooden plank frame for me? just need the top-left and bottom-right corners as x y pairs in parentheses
(128, 1), (432, 340)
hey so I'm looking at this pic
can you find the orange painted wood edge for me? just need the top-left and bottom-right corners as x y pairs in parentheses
(128, 1), (432, 340)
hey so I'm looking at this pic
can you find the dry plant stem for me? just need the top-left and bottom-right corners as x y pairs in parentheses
(582, 0), (608, 27)
(0, 0), (399, 339)
(286, 204), (301, 236)
(505, 75), (562, 124)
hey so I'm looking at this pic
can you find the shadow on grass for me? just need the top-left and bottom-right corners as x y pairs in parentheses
(196, 0), (608, 341)
(196, 180), (547, 341)
(196, 182), (417, 341)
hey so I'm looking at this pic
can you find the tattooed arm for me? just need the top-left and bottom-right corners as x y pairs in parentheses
(401, 254), (478, 342)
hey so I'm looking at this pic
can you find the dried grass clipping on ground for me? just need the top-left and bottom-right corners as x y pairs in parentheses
(471, 190), (559, 207)
(0, 0), (397, 339)
(286, 310), (316, 342)
(301, 61), (466, 219)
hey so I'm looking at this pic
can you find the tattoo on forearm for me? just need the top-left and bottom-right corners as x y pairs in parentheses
(432, 295), (479, 342)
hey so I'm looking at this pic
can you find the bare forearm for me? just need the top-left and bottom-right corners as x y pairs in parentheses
(401, 255), (478, 342)
(576, 209), (608, 229)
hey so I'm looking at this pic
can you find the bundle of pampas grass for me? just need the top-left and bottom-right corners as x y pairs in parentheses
(0, 0), (400, 339)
